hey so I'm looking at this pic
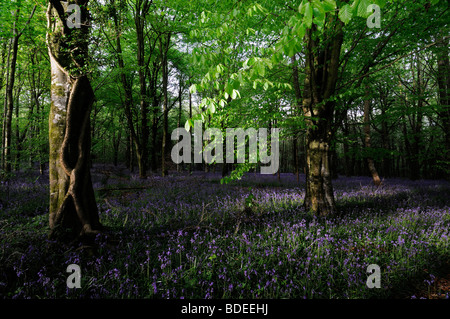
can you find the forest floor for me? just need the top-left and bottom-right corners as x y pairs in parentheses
(0, 163), (449, 299)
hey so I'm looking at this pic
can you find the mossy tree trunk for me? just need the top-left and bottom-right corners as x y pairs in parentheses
(47, 0), (101, 240)
(301, 20), (344, 217)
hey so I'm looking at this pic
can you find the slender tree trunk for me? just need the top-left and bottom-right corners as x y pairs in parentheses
(29, 49), (41, 170)
(151, 86), (159, 172)
(160, 33), (171, 177)
(0, 40), (7, 97)
(293, 137), (299, 182)
(15, 84), (27, 171)
(111, 0), (147, 176)
(188, 77), (193, 173)
(125, 128), (131, 168)
(436, 36), (450, 179)
(2, 5), (36, 174)
(112, 130), (121, 166)
(47, 0), (101, 240)
(177, 75), (183, 172)
(410, 58), (423, 180)
(401, 113), (412, 178)
(380, 106), (390, 177)
(0, 42), (7, 167)
(135, 3), (150, 179)
(291, 55), (302, 183)
(2, 17), (19, 174)
(342, 118), (351, 177)
(364, 82), (382, 186)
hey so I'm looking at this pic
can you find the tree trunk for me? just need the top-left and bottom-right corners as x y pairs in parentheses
(410, 61), (423, 181)
(2, 5), (36, 174)
(2, 17), (19, 174)
(151, 88), (159, 172)
(112, 129), (121, 166)
(301, 21), (343, 217)
(47, 0), (101, 240)
(380, 106), (390, 177)
(188, 77), (193, 173)
(177, 75), (183, 172)
(111, 0), (149, 177)
(135, 3), (150, 179)
(291, 55), (302, 183)
(293, 137), (299, 182)
(342, 118), (352, 177)
(15, 84), (27, 171)
(160, 33), (171, 177)
(436, 36), (450, 179)
(364, 82), (382, 186)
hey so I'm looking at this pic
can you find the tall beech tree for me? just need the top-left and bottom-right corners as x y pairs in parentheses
(185, 0), (449, 216)
(300, 15), (343, 216)
(47, 0), (101, 239)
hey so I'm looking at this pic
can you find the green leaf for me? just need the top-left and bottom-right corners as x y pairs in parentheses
(374, 0), (387, 8)
(338, 4), (353, 24)
(254, 3), (266, 13)
(271, 50), (284, 64)
(200, 11), (207, 23)
(322, 0), (337, 12)
(311, 0), (324, 12)
(357, 0), (372, 18)
(189, 84), (197, 94)
(256, 62), (265, 77)
(185, 118), (193, 132)
(294, 22), (306, 39)
(351, 0), (361, 12)
(313, 7), (326, 27)
(231, 89), (240, 99)
(286, 38), (297, 57)
(232, 78), (241, 90)
(244, 57), (255, 69)
(299, 0), (306, 14)
(303, 2), (313, 28)
(209, 101), (216, 114)
(225, 81), (233, 95)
